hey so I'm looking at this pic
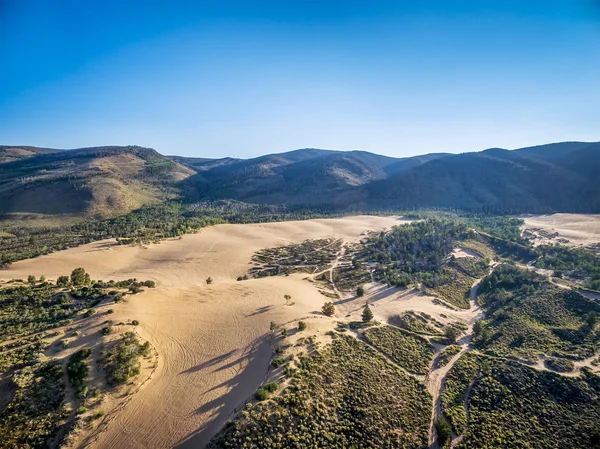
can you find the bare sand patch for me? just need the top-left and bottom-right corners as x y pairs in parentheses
(0, 215), (409, 449)
(521, 214), (600, 248)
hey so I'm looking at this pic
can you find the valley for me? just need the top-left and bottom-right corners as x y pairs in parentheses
(1, 213), (598, 448)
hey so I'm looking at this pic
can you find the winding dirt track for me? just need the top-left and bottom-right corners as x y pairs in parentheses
(0, 216), (402, 449)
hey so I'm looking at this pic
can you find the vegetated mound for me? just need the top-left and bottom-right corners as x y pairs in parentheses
(0, 145), (194, 220)
(0, 269), (156, 448)
(363, 325), (435, 374)
(208, 335), (431, 448)
(474, 264), (600, 361)
(442, 352), (600, 448)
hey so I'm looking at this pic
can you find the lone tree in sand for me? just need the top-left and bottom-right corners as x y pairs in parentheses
(206, 277), (213, 285)
(71, 268), (90, 286)
(356, 285), (365, 297)
(362, 305), (373, 323)
(322, 301), (335, 317)
(298, 321), (307, 331)
(284, 294), (291, 305)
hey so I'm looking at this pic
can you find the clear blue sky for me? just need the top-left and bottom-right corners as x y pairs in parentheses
(1, 1), (599, 158)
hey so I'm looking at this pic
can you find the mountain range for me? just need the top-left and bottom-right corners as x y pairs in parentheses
(0, 141), (598, 222)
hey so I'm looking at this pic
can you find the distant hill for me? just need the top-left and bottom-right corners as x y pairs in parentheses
(364, 142), (600, 213)
(180, 149), (448, 205)
(0, 146), (63, 164)
(0, 146), (193, 220)
(1, 141), (598, 222)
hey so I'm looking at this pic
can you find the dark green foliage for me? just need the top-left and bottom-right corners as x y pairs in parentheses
(434, 415), (452, 447)
(209, 335), (431, 448)
(206, 277), (213, 285)
(70, 267), (90, 286)
(356, 285), (365, 297)
(67, 348), (92, 387)
(56, 275), (69, 287)
(321, 301), (335, 317)
(464, 216), (528, 245)
(297, 321), (307, 331)
(0, 362), (67, 449)
(0, 282), (104, 341)
(254, 388), (269, 401)
(101, 326), (113, 335)
(362, 305), (373, 322)
(361, 219), (469, 287)
(363, 325), (435, 374)
(425, 266), (473, 309)
(104, 332), (149, 385)
(132, 319), (140, 326)
(544, 357), (575, 373)
(264, 382), (278, 393)
(475, 265), (600, 361)
(394, 311), (443, 335)
(445, 353), (600, 449)
(445, 326), (462, 344)
(535, 244), (600, 290)
(271, 357), (285, 368)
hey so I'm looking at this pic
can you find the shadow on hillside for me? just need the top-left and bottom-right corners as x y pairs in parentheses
(245, 305), (274, 317)
(174, 336), (271, 448)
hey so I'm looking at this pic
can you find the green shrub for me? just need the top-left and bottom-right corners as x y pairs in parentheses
(101, 326), (113, 335)
(364, 325), (434, 374)
(264, 382), (278, 393)
(434, 415), (452, 447)
(298, 321), (307, 331)
(321, 301), (335, 317)
(254, 388), (269, 401)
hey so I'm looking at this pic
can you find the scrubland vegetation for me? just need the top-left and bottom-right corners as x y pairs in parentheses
(209, 335), (431, 448)
(103, 332), (151, 385)
(443, 353), (600, 448)
(0, 268), (155, 448)
(363, 325), (435, 374)
(474, 265), (600, 361)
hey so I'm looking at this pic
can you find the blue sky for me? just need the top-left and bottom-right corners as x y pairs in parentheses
(1, 1), (599, 158)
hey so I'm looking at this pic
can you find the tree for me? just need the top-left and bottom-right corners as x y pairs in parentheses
(57, 275), (70, 287)
(362, 305), (373, 323)
(586, 312), (598, 329)
(356, 285), (365, 297)
(27, 274), (36, 285)
(284, 294), (292, 305)
(434, 415), (452, 446)
(352, 258), (363, 269)
(270, 321), (278, 331)
(445, 326), (461, 344)
(206, 277), (213, 285)
(298, 321), (307, 331)
(71, 268), (90, 286)
(322, 302), (335, 317)
(40, 274), (46, 283)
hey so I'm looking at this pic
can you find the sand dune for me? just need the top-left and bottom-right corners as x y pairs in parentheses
(0, 216), (408, 449)
(522, 213), (600, 248)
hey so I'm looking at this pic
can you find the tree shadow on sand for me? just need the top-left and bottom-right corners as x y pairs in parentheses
(174, 336), (271, 448)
